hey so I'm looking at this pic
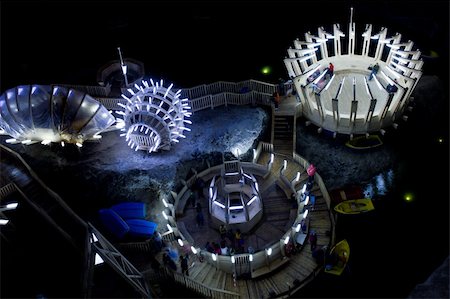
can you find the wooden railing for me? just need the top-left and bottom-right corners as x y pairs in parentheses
(95, 79), (292, 112)
(143, 266), (240, 299)
(0, 182), (17, 200)
(167, 268), (240, 299)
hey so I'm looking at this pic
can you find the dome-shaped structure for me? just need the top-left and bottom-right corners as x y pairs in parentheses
(284, 8), (423, 135)
(0, 85), (115, 146)
(118, 79), (191, 153)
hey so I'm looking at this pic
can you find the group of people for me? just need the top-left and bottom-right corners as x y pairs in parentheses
(203, 225), (247, 256)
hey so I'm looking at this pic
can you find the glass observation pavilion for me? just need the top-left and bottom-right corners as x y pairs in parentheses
(208, 159), (263, 233)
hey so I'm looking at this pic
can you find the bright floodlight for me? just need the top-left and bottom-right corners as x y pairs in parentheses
(120, 79), (191, 153)
(0, 85), (115, 146)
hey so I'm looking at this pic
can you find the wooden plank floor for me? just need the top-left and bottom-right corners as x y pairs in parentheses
(171, 152), (333, 298)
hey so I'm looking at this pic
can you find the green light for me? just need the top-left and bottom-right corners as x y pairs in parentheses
(404, 193), (413, 202)
(261, 66), (271, 75)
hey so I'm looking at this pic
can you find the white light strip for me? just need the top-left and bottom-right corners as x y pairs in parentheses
(177, 239), (184, 246)
(94, 253), (104, 265)
(295, 172), (301, 182)
(213, 201), (225, 208)
(305, 195), (310, 205)
(381, 71), (395, 85)
(373, 75), (383, 90)
(229, 206), (244, 210)
(249, 254), (253, 262)
(247, 196), (257, 206)
(324, 74), (335, 90)
(231, 256), (235, 263)
(363, 77), (371, 97)
(338, 77), (346, 96)
(269, 153), (274, 164)
(295, 223), (301, 232)
(212, 253), (217, 261)
(191, 246), (198, 254)
(302, 184), (307, 194)
(313, 69), (327, 84)
(91, 233), (99, 243)
(5, 202), (18, 210)
(166, 224), (173, 232)
(303, 209), (309, 219)
(284, 236), (290, 244)
(266, 248), (272, 256)
(0, 219), (9, 225)
(5, 138), (17, 144)
(162, 211), (168, 220)
(299, 54), (314, 62)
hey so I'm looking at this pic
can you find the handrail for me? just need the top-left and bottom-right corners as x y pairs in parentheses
(0, 144), (89, 231)
(94, 78), (281, 112)
(163, 267), (240, 298)
(0, 182), (17, 200)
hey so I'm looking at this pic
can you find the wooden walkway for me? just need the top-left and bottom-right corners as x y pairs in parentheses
(272, 95), (298, 156)
(122, 96), (334, 298)
(152, 151), (333, 298)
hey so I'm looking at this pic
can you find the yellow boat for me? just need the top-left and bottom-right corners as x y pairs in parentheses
(333, 198), (374, 214)
(345, 134), (383, 150)
(324, 239), (350, 276)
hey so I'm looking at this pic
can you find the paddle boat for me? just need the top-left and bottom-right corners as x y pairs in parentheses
(333, 198), (374, 214)
(324, 239), (350, 276)
(345, 134), (383, 150)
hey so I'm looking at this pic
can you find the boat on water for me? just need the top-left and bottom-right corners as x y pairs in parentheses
(329, 184), (364, 203)
(345, 134), (383, 150)
(324, 239), (350, 276)
(334, 198), (374, 214)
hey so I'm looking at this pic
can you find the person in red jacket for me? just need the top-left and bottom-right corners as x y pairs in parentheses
(328, 63), (334, 76)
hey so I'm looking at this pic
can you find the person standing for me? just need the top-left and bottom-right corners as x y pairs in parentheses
(180, 255), (189, 276)
(273, 91), (281, 110)
(309, 230), (318, 251)
(368, 63), (379, 81)
(328, 63), (334, 76)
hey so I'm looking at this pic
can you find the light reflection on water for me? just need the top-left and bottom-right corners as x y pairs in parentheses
(363, 168), (394, 198)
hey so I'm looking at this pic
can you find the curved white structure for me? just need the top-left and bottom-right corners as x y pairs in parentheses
(208, 159), (263, 233)
(118, 79), (191, 153)
(285, 8), (423, 135)
(0, 85), (115, 146)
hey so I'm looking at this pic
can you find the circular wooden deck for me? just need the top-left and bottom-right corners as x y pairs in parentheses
(156, 151), (334, 298)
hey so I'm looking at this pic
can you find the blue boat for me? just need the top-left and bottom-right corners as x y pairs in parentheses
(125, 219), (158, 238)
(111, 202), (147, 219)
(99, 209), (130, 239)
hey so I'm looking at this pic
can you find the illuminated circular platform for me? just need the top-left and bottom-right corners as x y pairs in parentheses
(284, 8), (423, 135)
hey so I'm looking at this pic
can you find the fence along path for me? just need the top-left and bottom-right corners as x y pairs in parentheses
(96, 79), (295, 111)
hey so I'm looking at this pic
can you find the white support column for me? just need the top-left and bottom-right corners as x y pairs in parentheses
(373, 27), (387, 61)
(361, 24), (372, 57)
(333, 24), (345, 56)
(348, 7), (356, 55)
(386, 33), (403, 62)
(284, 59), (296, 78)
(318, 27), (329, 59)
